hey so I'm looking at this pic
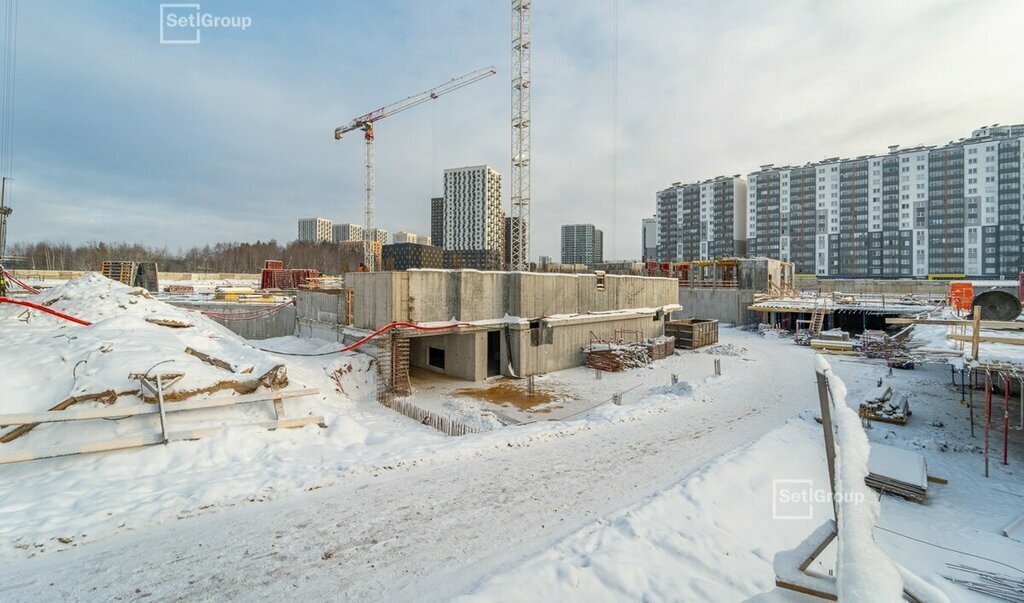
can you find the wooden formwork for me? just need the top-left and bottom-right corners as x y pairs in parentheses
(666, 318), (719, 350)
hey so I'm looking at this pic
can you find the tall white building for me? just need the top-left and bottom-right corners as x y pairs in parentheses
(561, 224), (604, 268)
(298, 218), (332, 243)
(443, 165), (503, 254)
(333, 223), (363, 243)
(368, 228), (388, 246)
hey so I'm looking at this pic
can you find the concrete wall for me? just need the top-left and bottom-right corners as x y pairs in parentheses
(169, 301), (296, 340)
(793, 276), (949, 296)
(676, 288), (756, 326)
(338, 270), (678, 329)
(13, 269), (260, 282)
(409, 332), (486, 381)
(512, 313), (667, 377)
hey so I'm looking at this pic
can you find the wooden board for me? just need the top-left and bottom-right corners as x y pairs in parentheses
(947, 333), (1024, 346)
(0, 388), (319, 426)
(885, 318), (1024, 329)
(0, 416), (326, 465)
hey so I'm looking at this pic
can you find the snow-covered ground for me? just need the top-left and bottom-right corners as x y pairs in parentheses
(2, 277), (1023, 601)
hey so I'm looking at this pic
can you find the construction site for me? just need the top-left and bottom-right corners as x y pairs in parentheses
(2, 2), (1024, 602)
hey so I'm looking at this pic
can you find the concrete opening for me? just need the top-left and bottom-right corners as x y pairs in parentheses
(428, 347), (446, 370)
(487, 330), (501, 377)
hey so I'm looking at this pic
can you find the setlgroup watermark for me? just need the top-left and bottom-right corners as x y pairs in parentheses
(160, 4), (252, 44)
(772, 479), (865, 520)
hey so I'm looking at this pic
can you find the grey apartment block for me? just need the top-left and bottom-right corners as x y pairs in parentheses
(654, 176), (747, 262)
(741, 124), (1024, 278)
(560, 224), (604, 268)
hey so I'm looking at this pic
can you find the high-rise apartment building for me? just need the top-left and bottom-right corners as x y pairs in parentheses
(298, 218), (332, 243)
(332, 223), (363, 243)
(561, 224), (604, 268)
(443, 166), (503, 267)
(642, 217), (658, 262)
(744, 124), (1024, 278)
(655, 176), (747, 262)
(430, 197), (445, 249)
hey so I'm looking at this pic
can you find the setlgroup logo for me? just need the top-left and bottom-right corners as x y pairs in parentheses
(160, 4), (253, 45)
(772, 479), (865, 520)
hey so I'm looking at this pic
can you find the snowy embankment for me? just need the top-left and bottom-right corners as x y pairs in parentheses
(456, 416), (832, 602)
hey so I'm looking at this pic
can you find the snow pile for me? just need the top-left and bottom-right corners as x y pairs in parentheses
(645, 380), (695, 398)
(0, 273), (288, 446)
(441, 399), (505, 431)
(816, 356), (904, 601)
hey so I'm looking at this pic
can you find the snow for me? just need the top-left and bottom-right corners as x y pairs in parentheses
(1, 293), (1022, 601)
(868, 443), (928, 490)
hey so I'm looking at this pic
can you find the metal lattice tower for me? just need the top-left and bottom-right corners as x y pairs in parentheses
(510, 0), (531, 271)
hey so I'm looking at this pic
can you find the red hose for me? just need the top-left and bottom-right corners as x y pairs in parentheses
(338, 321), (468, 353)
(0, 267), (41, 294)
(0, 297), (92, 326)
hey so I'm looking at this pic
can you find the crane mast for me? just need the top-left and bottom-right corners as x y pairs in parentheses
(335, 67), (497, 271)
(510, 0), (531, 271)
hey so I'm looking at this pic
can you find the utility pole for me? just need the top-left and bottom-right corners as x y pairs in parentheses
(510, 0), (532, 271)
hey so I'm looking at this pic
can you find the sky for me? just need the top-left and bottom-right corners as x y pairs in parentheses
(5, 0), (1024, 260)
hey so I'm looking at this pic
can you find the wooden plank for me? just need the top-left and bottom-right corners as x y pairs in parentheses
(0, 388), (319, 426)
(0, 416), (326, 465)
(885, 318), (1024, 329)
(948, 333), (1024, 346)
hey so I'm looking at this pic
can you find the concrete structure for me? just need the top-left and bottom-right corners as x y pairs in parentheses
(443, 166), (503, 262)
(392, 231), (431, 245)
(561, 224), (604, 268)
(743, 124), (1024, 278)
(332, 223), (363, 243)
(298, 218), (332, 243)
(656, 176), (747, 262)
(642, 217), (658, 262)
(430, 197), (445, 249)
(382, 242), (443, 270)
(665, 258), (794, 326)
(296, 270), (678, 381)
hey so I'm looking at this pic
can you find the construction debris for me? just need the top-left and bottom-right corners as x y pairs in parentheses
(859, 387), (911, 425)
(945, 564), (1024, 602)
(583, 335), (674, 372)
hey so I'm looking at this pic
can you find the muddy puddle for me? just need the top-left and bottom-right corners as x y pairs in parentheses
(454, 380), (572, 413)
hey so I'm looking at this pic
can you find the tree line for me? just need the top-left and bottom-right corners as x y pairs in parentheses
(6, 240), (359, 274)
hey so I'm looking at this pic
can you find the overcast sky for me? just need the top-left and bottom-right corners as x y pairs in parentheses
(7, 0), (1024, 260)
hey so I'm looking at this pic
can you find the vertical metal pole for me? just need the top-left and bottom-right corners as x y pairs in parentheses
(984, 370), (991, 477)
(156, 375), (169, 445)
(971, 306), (982, 360)
(815, 369), (837, 516)
(969, 368), (975, 438)
(1004, 373), (1010, 466)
